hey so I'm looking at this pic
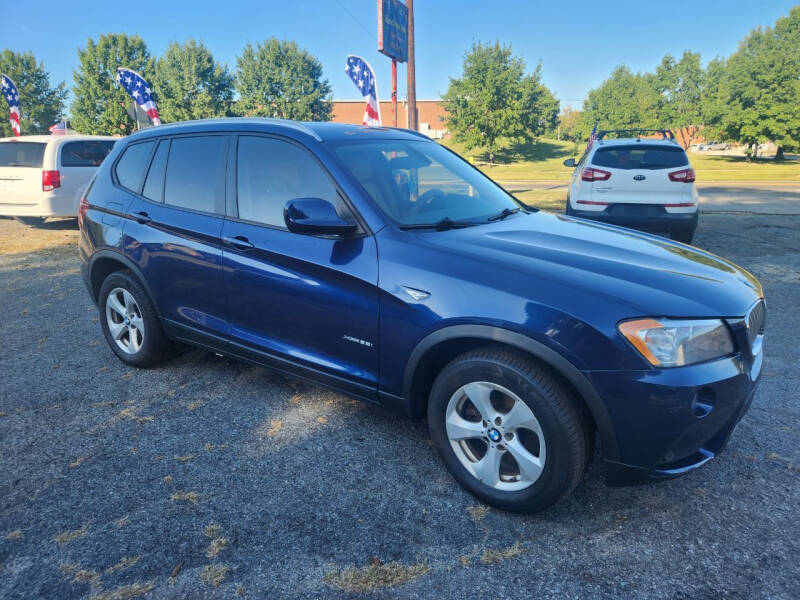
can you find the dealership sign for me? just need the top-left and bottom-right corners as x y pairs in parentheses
(378, 0), (408, 62)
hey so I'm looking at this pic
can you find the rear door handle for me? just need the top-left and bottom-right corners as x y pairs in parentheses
(223, 235), (254, 250)
(129, 211), (151, 224)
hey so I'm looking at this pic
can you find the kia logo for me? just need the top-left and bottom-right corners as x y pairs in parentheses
(633, 175), (646, 181)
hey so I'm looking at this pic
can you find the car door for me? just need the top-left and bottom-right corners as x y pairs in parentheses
(221, 134), (379, 397)
(120, 134), (230, 339)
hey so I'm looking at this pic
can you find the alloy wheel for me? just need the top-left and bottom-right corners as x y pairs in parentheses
(445, 381), (546, 491)
(105, 287), (145, 355)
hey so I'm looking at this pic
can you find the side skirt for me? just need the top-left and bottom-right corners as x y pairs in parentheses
(163, 319), (381, 408)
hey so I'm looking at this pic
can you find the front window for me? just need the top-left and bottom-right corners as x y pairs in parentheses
(331, 139), (520, 227)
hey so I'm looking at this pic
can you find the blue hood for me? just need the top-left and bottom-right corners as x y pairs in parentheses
(422, 211), (762, 318)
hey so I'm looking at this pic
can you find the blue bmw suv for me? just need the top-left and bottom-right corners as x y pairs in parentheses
(79, 119), (765, 512)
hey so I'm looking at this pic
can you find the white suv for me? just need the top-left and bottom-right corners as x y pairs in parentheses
(563, 130), (698, 244)
(0, 135), (117, 226)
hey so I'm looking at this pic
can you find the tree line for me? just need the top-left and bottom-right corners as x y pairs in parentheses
(561, 6), (799, 159)
(1, 6), (797, 157)
(0, 34), (332, 137)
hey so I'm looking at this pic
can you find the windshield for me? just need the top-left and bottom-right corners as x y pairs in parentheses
(591, 145), (688, 170)
(331, 139), (520, 226)
(0, 142), (46, 167)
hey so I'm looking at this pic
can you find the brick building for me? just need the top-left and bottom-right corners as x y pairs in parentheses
(331, 99), (448, 138)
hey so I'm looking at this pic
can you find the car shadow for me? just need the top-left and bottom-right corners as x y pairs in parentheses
(39, 218), (79, 230)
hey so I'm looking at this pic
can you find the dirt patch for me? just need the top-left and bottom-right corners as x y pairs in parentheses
(323, 561), (431, 592)
(0, 219), (79, 255)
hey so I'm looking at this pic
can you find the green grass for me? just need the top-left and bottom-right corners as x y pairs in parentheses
(512, 188), (566, 212)
(441, 137), (800, 183)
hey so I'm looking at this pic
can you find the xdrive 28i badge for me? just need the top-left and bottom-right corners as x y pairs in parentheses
(633, 174), (646, 181)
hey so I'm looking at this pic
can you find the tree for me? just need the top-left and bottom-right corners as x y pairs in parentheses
(234, 39), (331, 121)
(153, 40), (233, 123)
(653, 51), (705, 148)
(581, 65), (660, 137)
(558, 106), (582, 141)
(0, 50), (67, 136)
(443, 41), (558, 162)
(700, 56), (727, 132)
(711, 7), (800, 159)
(71, 34), (153, 135)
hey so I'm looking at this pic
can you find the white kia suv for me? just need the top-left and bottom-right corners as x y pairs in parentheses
(563, 130), (698, 244)
(0, 135), (117, 226)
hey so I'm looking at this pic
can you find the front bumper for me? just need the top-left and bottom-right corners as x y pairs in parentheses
(588, 345), (762, 486)
(569, 203), (698, 233)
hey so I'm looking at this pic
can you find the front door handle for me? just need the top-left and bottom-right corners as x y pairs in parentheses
(223, 235), (254, 250)
(129, 211), (151, 224)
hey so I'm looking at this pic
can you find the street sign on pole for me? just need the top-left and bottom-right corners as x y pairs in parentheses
(378, 0), (409, 128)
(377, 0), (408, 63)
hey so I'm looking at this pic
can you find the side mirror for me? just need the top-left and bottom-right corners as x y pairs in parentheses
(563, 158), (576, 168)
(284, 198), (358, 236)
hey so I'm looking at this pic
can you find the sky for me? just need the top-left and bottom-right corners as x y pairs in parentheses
(4, 0), (798, 110)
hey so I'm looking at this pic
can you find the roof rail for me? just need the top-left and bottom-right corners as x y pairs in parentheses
(385, 126), (430, 140)
(596, 129), (675, 141)
(259, 118), (323, 142)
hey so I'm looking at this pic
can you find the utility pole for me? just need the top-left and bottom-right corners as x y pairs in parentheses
(392, 59), (397, 127)
(407, 0), (417, 131)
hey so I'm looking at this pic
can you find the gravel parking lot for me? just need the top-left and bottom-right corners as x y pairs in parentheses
(1, 210), (798, 599)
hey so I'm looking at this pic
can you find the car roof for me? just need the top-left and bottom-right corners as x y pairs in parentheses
(0, 134), (118, 144)
(123, 118), (432, 144)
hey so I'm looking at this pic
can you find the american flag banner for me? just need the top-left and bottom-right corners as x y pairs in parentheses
(116, 68), (161, 126)
(1, 74), (21, 136)
(587, 121), (598, 151)
(345, 55), (381, 126)
(49, 121), (67, 136)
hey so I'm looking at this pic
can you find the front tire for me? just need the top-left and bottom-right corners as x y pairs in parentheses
(98, 270), (173, 367)
(427, 347), (589, 513)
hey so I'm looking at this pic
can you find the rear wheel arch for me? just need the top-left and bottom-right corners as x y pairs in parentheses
(403, 324), (620, 462)
(89, 251), (159, 316)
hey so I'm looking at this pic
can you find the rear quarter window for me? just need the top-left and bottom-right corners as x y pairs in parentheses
(163, 136), (227, 214)
(114, 141), (155, 193)
(0, 142), (46, 167)
(591, 145), (689, 170)
(61, 140), (115, 167)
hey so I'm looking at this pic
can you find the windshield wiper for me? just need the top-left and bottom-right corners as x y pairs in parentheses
(487, 207), (524, 222)
(399, 217), (481, 231)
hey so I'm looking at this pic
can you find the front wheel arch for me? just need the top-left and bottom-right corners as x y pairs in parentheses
(402, 325), (620, 462)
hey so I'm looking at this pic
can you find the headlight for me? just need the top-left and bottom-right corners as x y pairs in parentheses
(618, 318), (734, 367)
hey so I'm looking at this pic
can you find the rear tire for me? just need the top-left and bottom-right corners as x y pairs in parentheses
(670, 229), (695, 244)
(14, 216), (45, 227)
(427, 346), (589, 513)
(98, 270), (173, 367)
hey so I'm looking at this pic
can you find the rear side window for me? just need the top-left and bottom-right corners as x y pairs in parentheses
(164, 136), (227, 213)
(0, 142), (46, 167)
(142, 140), (169, 202)
(115, 141), (154, 192)
(236, 136), (339, 227)
(591, 145), (689, 170)
(61, 140), (115, 167)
